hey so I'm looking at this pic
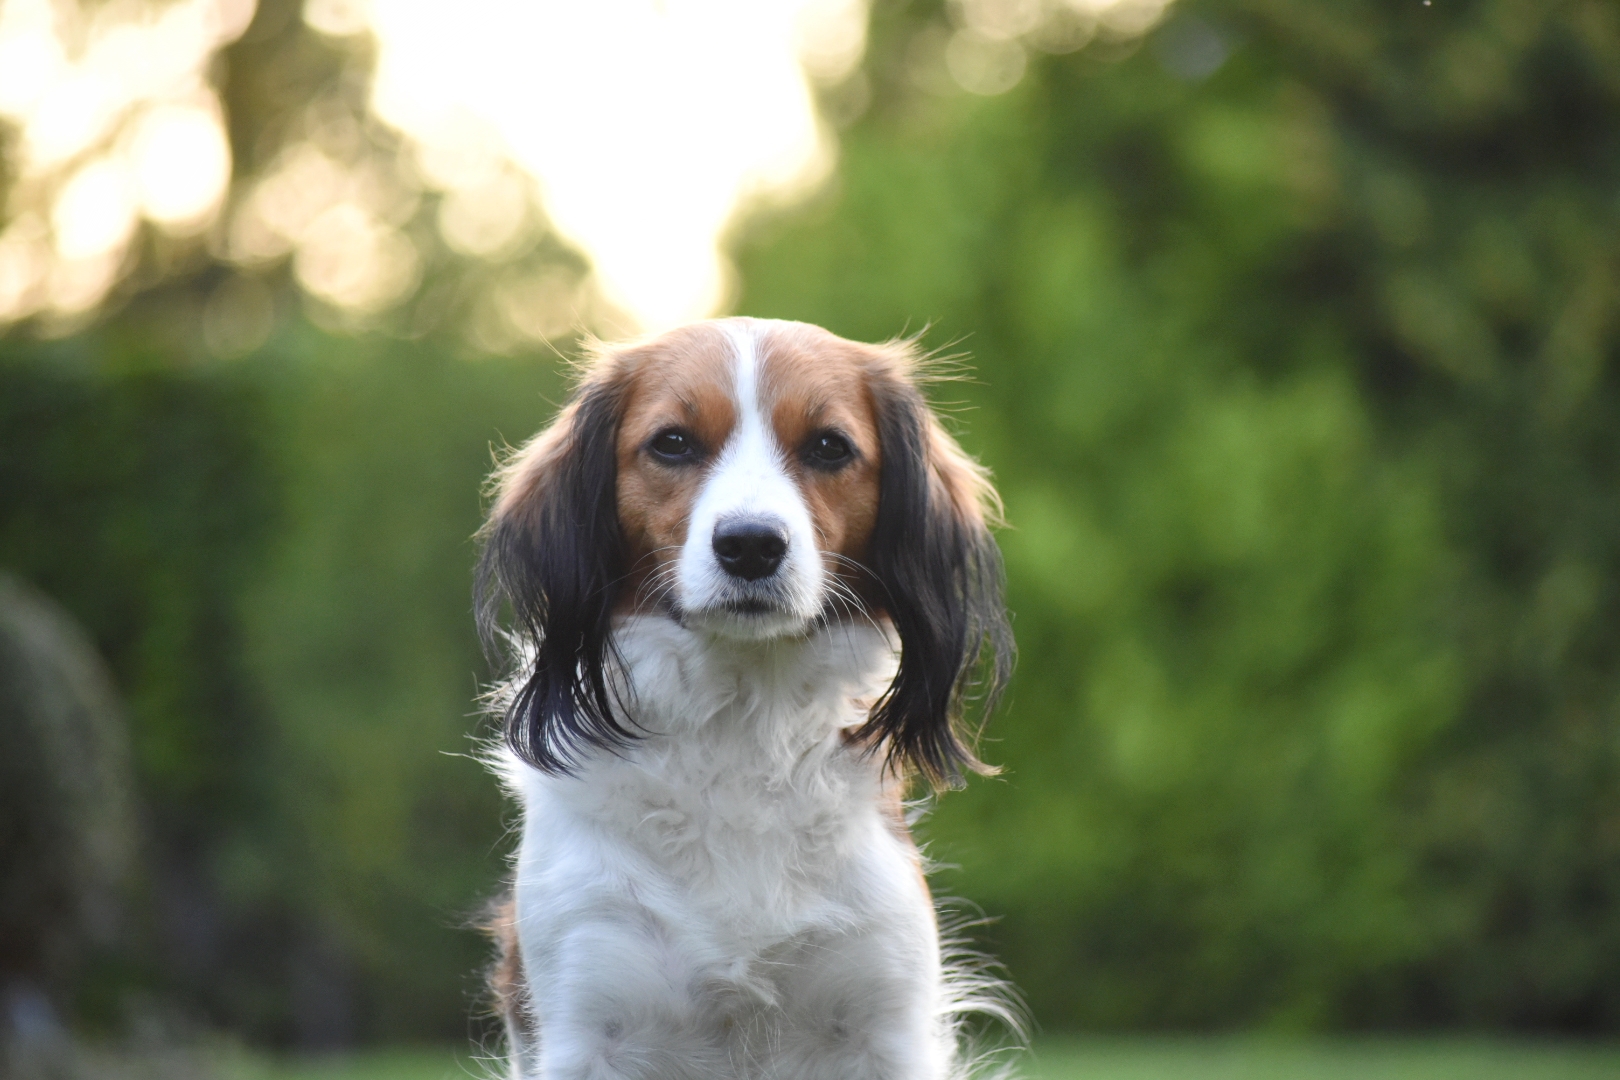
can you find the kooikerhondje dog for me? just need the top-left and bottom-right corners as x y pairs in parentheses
(476, 318), (1014, 1080)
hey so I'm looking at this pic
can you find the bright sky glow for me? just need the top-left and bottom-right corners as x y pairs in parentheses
(0, 0), (1172, 335)
(360, 0), (868, 331)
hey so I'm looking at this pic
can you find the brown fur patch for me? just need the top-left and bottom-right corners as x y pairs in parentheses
(483, 892), (526, 1029)
(612, 323), (739, 612)
(756, 323), (885, 590)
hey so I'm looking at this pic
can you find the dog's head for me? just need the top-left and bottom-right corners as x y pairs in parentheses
(477, 318), (1010, 784)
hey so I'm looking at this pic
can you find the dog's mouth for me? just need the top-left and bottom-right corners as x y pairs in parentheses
(719, 597), (777, 615)
(669, 585), (817, 639)
(661, 592), (791, 616)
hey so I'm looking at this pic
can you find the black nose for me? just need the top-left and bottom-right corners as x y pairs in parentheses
(713, 519), (789, 581)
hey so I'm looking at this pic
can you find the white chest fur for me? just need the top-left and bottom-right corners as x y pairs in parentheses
(498, 617), (960, 1080)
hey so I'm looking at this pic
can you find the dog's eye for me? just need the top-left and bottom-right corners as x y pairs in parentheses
(649, 429), (699, 462)
(804, 431), (854, 470)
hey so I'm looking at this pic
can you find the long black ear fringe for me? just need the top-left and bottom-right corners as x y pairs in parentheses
(475, 381), (632, 774)
(854, 381), (1013, 788)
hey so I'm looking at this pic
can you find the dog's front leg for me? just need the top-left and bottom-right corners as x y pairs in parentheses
(523, 913), (734, 1080)
(751, 924), (953, 1080)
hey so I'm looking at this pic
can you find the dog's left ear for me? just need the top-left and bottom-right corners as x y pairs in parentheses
(854, 350), (1013, 788)
(475, 365), (634, 773)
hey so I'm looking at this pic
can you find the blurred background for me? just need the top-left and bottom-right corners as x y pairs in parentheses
(3, 0), (1620, 1076)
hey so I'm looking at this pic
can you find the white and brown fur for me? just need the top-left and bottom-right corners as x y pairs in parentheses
(475, 318), (1015, 1080)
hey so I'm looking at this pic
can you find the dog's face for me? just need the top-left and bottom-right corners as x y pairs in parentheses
(613, 320), (883, 639)
(478, 318), (1009, 782)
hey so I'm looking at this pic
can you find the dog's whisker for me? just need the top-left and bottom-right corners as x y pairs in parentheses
(821, 577), (885, 637)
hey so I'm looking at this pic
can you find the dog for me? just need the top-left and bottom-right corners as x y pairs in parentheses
(475, 317), (1014, 1080)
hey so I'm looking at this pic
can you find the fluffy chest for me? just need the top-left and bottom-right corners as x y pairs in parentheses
(589, 725), (881, 908)
(511, 617), (907, 936)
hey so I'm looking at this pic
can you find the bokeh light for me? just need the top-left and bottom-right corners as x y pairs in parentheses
(942, 0), (1174, 95)
(0, 0), (1171, 336)
(0, 0), (253, 324)
(128, 103), (233, 228)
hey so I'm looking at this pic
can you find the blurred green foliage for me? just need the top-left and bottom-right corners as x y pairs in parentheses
(736, 0), (1620, 1032)
(0, 336), (281, 1031)
(4, 0), (1620, 1048)
(232, 336), (560, 1041)
(1, 331), (560, 1043)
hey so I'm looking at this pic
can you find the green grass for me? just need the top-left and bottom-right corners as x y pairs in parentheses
(231, 1039), (1620, 1080)
(224, 1047), (487, 1080)
(1029, 1038), (1620, 1079)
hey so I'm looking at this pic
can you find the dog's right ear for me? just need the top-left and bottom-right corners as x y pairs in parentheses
(476, 367), (632, 773)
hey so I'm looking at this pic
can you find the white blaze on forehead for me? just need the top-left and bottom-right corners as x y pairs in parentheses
(727, 319), (769, 460)
(708, 318), (792, 517)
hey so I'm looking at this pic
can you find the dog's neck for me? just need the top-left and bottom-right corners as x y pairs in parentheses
(608, 613), (898, 768)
